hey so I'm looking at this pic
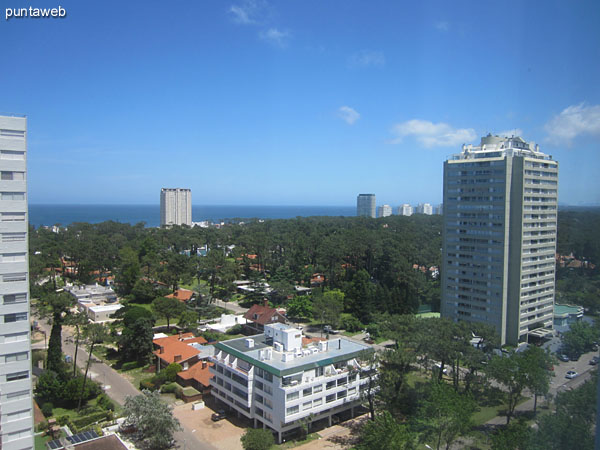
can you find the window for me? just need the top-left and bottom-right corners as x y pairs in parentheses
(1, 212), (25, 222)
(5, 351), (28, 362)
(3, 332), (28, 343)
(2, 253), (26, 263)
(314, 384), (323, 393)
(0, 150), (25, 160)
(6, 371), (29, 381)
(5, 428), (31, 442)
(4, 312), (27, 322)
(1, 171), (25, 180)
(5, 409), (31, 422)
(326, 381), (336, 390)
(313, 398), (323, 406)
(286, 405), (299, 416)
(303, 387), (312, 397)
(337, 390), (347, 400)
(0, 129), (25, 137)
(263, 398), (273, 409)
(326, 394), (336, 403)
(3, 273), (27, 282)
(3, 293), (27, 304)
(6, 390), (29, 401)
(1, 192), (25, 200)
(286, 391), (299, 401)
(303, 401), (312, 410)
(2, 232), (26, 242)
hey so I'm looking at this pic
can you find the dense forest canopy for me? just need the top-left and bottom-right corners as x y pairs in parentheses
(29, 208), (600, 319)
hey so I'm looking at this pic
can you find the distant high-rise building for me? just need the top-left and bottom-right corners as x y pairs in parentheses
(416, 203), (433, 215)
(441, 134), (558, 345)
(434, 203), (443, 215)
(160, 188), (192, 226)
(356, 194), (376, 218)
(0, 114), (34, 450)
(398, 204), (413, 216)
(378, 204), (392, 218)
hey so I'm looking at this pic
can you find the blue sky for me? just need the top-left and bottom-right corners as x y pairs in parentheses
(2, 0), (599, 206)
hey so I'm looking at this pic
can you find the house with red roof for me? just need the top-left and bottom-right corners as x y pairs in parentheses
(153, 332), (208, 370)
(243, 300), (287, 334)
(165, 288), (195, 303)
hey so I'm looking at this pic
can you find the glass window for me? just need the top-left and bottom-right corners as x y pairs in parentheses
(4, 312), (27, 322)
(6, 371), (29, 382)
(5, 352), (28, 362)
(286, 391), (299, 401)
(3, 293), (27, 304)
(303, 387), (312, 396)
(314, 384), (323, 393)
(286, 405), (299, 416)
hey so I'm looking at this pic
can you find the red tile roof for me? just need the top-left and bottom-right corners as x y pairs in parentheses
(153, 333), (208, 365)
(177, 361), (214, 387)
(243, 304), (286, 326)
(165, 288), (194, 302)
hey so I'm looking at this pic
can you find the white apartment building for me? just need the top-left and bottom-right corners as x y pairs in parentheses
(441, 134), (558, 345)
(0, 115), (33, 450)
(398, 204), (413, 216)
(160, 188), (192, 226)
(415, 203), (433, 215)
(209, 323), (374, 443)
(377, 204), (392, 218)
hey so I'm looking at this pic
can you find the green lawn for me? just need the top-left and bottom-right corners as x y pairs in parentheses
(472, 396), (530, 425)
(275, 432), (319, 449)
(128, 302), (168, 326)
(121, 364), (153, 389)
(35, 430), (66, 450)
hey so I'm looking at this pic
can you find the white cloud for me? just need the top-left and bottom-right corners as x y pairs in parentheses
(259, 28), (290, 47)
(348, 50), (385, 68)
(545, 103), (600, 144)
(390, 119), (476, 148)
(337, 106), (360, 125)
(228, 0), (266, 25)
(434, 21), (449, 32)
(497, 129), (524, 138)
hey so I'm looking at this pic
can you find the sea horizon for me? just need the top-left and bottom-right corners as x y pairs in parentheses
(28, 204), (358, 228)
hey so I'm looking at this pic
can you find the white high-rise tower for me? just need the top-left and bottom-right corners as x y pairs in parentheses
(160, 188), (192, 226)
(441, 134), (558, 345)
(0, 114), (34, 450)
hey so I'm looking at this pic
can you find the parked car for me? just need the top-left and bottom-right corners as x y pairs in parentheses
(557, 354), (570, 362)
(565, 370), (578, 379)
(433, 363), (448, 375)
(323, 325), (339, 335)
(211, 410), (227, 421)
(590, 356), (599, 365)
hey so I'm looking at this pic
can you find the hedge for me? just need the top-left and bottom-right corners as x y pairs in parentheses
(70, 410), (110, 430)
(121, 361), (139, 371)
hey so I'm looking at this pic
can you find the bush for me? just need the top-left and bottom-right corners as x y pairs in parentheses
(97, 393), (115, 411)
(366, 323), (381, 339)
(160, 383), (179, 394)
(227, 324), (244, 335)
(121, 361), (139, 371)
(70, 410), (110, 430)
(41, 402), (54, 417)
(140, 379), (158, 391)
(57, 415), (70, 426)
(241, 428), (275, 450)
(36, 420), (48, 432)
(341, 314), (364, 333)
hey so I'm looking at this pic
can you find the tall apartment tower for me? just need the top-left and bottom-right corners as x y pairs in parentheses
(160, 188), (192, 226)
(441, 134), (558, 345)
(378, 204), (392, 218)
(416, 203), (433, 215)
(356, 194), (376, 218)
(398, 204), (413, 216)
(0, 115), (34, 450)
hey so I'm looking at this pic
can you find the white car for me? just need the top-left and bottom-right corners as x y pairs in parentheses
(565, 370), (578, 379)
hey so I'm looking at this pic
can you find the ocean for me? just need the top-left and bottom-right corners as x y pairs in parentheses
(28, 204), (357, 228)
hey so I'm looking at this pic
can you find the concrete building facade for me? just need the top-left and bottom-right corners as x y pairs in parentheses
(356, 194), (376, 218)
(377, 204), (392, 218)
(416, 203), (433, 215)
(441, 134), (558, 345)
(209, 324), (374, 443)
(0, 115), (33, 450)
(398, 204), (413, 216)
(160, 188), (192, 226)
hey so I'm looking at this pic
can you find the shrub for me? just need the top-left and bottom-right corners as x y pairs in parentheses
(70, 411), (110, 429)
(121, 361), (138, 371)
(227, 324), (244, 335)
(140, 378), (158, 391)
(160, 382), (181, 395)
(41, 402), (54, 417)
(366, 323), (381, 339)
(97, 393), (115, 411)
(241, 428), (275, 450)
(57, 415), (70, 426)
(341, 314), (364, 333)
(36, 420), (48, 432)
